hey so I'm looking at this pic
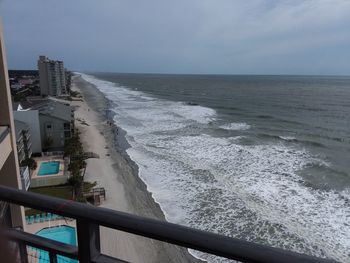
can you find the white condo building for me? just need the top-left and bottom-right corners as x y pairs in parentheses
(38, 55), (66, 96)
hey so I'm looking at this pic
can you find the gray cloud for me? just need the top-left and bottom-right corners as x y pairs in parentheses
(1, 0), (349, 75)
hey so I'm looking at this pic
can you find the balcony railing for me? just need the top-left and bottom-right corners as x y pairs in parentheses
(0, 185), (338, 263)
(16, 135), (23, 144)
(17, 142), (24, 153)
(19, 167), (30, 191)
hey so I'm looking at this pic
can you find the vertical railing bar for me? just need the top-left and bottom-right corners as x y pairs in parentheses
(77, 219), (100, 263)
(77, 219), (92, 263)
(49, 252), (58, 263)
(18, 242), (29, 263)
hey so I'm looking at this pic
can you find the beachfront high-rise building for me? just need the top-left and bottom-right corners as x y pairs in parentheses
(0, 19), (25, 228)
(38, 55), (67, 96)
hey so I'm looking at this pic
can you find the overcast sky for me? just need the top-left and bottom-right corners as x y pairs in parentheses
(1, 0), (349, 75)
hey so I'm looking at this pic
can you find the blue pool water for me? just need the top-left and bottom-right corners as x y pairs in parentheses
(37, 161), (60, 176)
(35, 226), (77, 263)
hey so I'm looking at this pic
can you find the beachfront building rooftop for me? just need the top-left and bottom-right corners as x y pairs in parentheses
(38, 55), (67, 97)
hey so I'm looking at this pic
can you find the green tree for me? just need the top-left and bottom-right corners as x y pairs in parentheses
(65, 129), (86, 200)
(67, 175), (83, 200)
(64, 129), (83, 157)
(21, 158), (37, 170)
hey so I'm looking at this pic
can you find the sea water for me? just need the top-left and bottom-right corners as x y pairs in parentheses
(80, 73), (350, 262)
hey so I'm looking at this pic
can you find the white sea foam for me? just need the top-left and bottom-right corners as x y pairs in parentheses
(279, 136), (297, 141)
(80, 73), (350, 263)
(220, 122), (251, 131)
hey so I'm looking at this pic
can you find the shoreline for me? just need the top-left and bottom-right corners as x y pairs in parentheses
(71, 75), (201, 263)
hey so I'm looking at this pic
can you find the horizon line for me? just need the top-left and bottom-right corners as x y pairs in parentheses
(8, 69), (350, 78)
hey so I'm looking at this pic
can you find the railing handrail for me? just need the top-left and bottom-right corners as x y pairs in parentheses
(0, 185), (338, 263)
(5, 228), (79, 259)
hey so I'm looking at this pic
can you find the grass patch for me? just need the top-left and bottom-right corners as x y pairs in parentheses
(25, 182), (98, 216)
(25, 185), (73, 216)
(30, 185), (73, 199)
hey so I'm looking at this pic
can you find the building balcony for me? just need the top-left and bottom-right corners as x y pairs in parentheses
(0, 126), (12, 169)
(16, 135), (23, 144)
(0, 186), (337, 263)
(17, 142), (24, 153)
(20, 166), (30, 191)
(26, 132), (31, 141)
(63, 123), (71, 130)
(18, 151), (26, 164)
(26, 141), (32, 150)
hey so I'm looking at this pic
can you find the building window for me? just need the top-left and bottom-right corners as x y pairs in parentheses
(63, 122), (70, 129)
(64, 131), (71, 138)
(46, 124), (52, 129)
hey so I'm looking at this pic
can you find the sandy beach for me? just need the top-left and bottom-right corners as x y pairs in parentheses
(70, 75), (200, 263)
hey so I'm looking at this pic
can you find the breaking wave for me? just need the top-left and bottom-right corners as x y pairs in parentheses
(219, 122), (251, 131)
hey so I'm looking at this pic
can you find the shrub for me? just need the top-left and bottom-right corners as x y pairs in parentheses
(21, 158), (37, 170)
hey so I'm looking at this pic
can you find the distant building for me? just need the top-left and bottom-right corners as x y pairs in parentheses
(36, 100), (74, 150)
(10, 83), (22, 91)
(38, 55), (67, 96)
(14, 98), (74, 151)
(18, 78), (34, 86)
(13, 101), (43, 154)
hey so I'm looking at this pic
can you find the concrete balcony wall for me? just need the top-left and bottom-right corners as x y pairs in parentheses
(0, 18), (25, 229)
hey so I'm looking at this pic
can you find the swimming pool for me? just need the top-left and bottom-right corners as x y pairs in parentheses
(35, 225), (77, 263)
(37, 161), (60, 176)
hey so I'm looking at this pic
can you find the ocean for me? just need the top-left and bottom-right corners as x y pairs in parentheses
(80, 73), (350, 262)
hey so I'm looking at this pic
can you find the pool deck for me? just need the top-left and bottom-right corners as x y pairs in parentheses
(26, 218), (76, 234)
(32, 156), (65, 179)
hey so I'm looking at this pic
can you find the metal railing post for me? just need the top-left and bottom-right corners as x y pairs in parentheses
(49, 252), (58, 263)
(77, 220), (100, 262)
(18, 242), (28, 263)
